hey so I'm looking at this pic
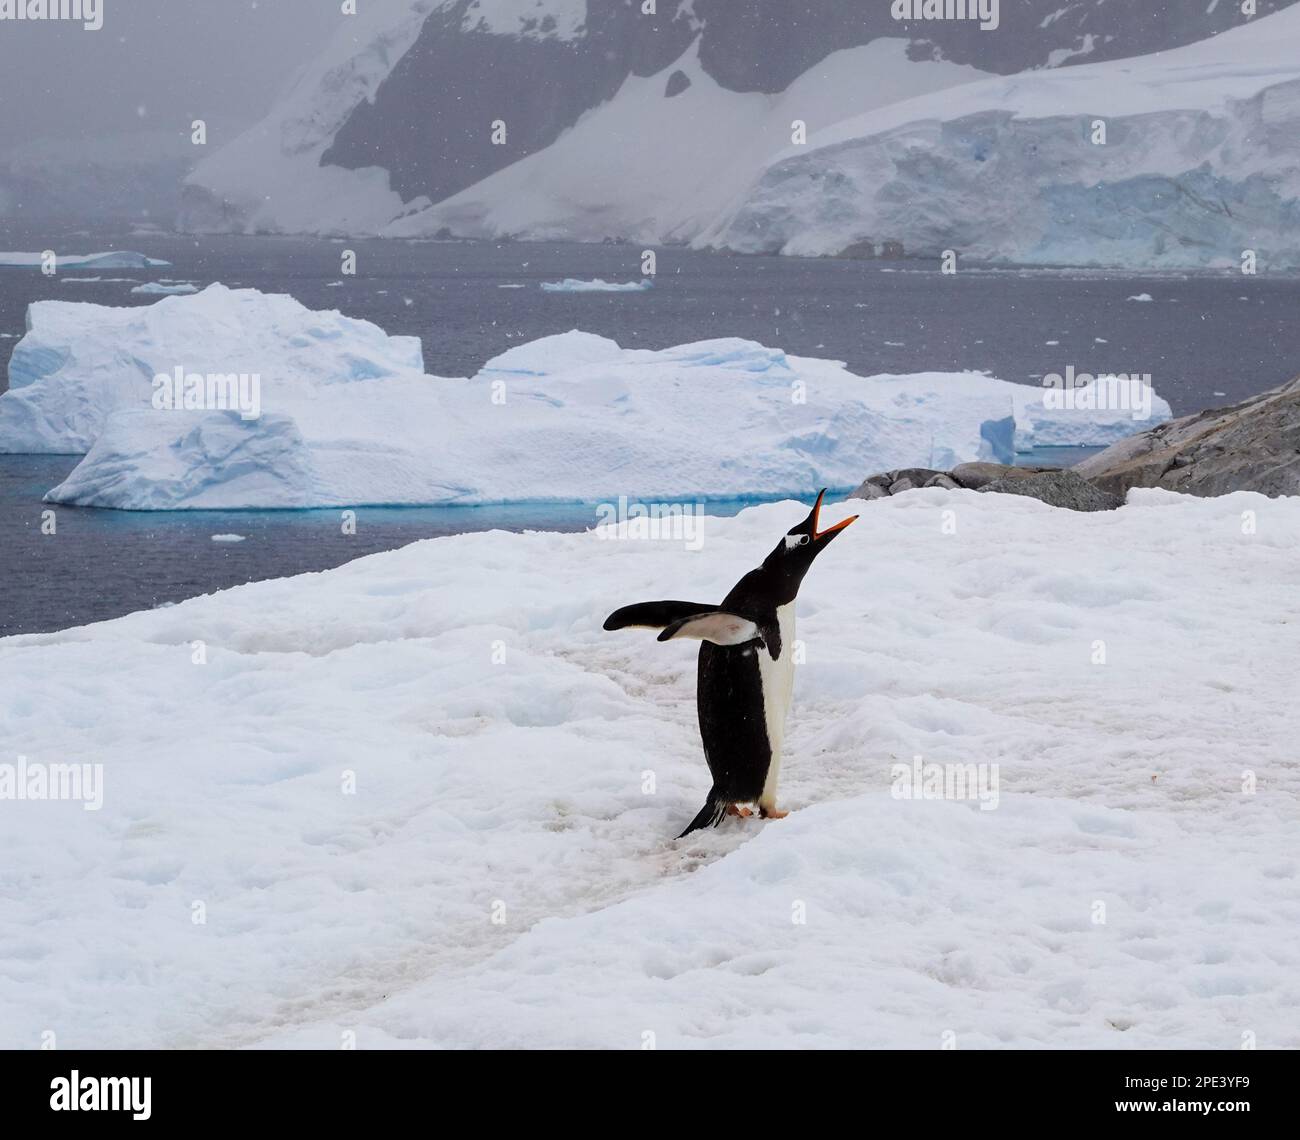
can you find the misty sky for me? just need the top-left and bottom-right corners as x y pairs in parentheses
(0, 0), (344, 153)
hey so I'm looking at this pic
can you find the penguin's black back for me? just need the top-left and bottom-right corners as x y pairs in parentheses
(696, 640), (772, 803)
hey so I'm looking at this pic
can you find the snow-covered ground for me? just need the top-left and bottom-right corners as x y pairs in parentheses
(0, 285), (1169, 508)
(703, 8), (1300, 265)
(2, 491), (1296, 1048)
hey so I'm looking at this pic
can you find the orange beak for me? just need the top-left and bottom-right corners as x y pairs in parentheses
(810, 488), (858, 540)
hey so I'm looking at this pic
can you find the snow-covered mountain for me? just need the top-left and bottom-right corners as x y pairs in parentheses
(181, 0), (1300, 266)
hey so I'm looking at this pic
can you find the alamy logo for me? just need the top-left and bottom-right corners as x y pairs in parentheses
(152, 367), (262, 420)
(1041, 365), (1154, 421)
(0, 0), (103, 31)
(891, 0), (999, 32)
(594, 496), (705, 551)
(0, 756), (103, 811)
(891, 756), (1000, 811)
(50, 1071), (150, 1120)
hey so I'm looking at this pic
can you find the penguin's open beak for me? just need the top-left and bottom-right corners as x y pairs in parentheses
(809, 488), (858, 541)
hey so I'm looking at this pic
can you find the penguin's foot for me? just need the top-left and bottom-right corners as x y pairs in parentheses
(725, 804), (753, 818)
(759, 806), (789, 820)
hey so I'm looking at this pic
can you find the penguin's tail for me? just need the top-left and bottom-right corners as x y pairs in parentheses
(677, 790), (728, 839)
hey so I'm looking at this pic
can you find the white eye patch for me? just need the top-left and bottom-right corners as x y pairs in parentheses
(784, 534), (810, 549)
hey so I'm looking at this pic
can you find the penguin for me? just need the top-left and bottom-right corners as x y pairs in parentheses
(603, 490), (857, 838)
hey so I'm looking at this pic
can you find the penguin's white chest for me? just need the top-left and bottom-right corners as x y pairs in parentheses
(757, 603), (797, 804)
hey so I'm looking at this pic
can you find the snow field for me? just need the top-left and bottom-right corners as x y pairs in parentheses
(1, 491), (1296, 1047)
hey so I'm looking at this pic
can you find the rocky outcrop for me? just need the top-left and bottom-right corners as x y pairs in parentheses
(851, 463), (1050, 498)
(978, 470), (1123, 512)
(850, 468), (956, 498)
(949, 462), (1055, 490)
(1075, 376), (1300, 498)
(848, 462), (1122, 512)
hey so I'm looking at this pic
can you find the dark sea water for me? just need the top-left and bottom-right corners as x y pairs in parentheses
(1, 224), (1296, 635)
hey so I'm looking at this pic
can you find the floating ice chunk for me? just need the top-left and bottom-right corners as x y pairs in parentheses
(131, 282), (198, 295)
(0, 251), (171, 270)
(1127, 294), (1155, 302)
(211, 534), (247, 542)
(540, 278), (653, 293)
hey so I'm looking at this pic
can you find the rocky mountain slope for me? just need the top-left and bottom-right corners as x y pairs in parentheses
(1076, 375), (1300, 498)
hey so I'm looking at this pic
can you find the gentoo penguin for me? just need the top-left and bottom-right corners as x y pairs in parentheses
(603, 490), (857, 838)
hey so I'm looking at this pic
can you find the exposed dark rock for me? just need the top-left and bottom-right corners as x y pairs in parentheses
(848, 467), (948, 500)
(950, 462), (1058, 489)
(848, 463), (1120, 511)
(1074, 376), (1300, 498)
(664, 70), (691, 98)
(978, 470), (1124, 512)
(851, 481), (889, 501)
(923, 473), (959, 490)
(835, 239), (876, 259)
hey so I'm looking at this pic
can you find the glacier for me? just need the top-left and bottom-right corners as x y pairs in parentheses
(0, 285), (1168, 510)
(701, 8), (1300, 266)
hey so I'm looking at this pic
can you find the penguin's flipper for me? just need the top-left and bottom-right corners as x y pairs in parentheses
(603, 600), (717, 632)
(657, 611), (761, 647)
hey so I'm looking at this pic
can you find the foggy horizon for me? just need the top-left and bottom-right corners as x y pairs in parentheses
(0, 0), (336, 154)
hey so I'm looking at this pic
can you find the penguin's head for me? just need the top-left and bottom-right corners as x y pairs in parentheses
(762, 489), (858, 596)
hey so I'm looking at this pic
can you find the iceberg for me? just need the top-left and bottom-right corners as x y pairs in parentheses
(0, 286), (1168, 509)
(0, 284), (424, 453)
